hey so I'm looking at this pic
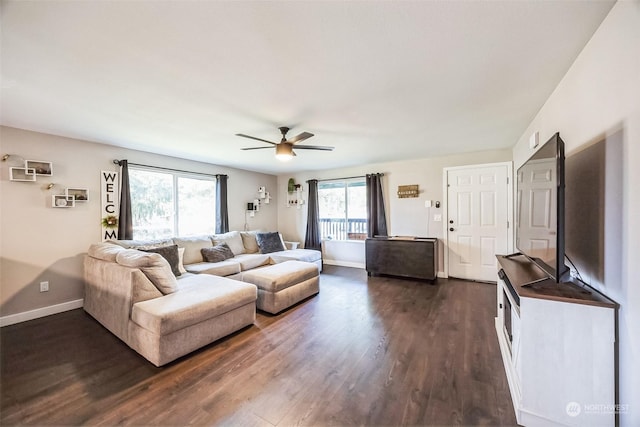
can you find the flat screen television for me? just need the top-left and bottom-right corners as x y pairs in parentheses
(515, 132), (569, 283)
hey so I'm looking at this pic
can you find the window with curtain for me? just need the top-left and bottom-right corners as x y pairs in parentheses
(318, 178), (367, 240)
(129, 167), (216, 239)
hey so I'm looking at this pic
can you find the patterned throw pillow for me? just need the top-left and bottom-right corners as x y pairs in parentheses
(256, 232), (286, 254)
(141, 244), (181, 277)
(201, 243), (235, 263)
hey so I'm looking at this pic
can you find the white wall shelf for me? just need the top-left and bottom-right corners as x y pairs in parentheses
(287, 187), (304, 209)
(66, 188), (89, 202)
(9, 167), (36, 182)
(52, 195), (75, 208)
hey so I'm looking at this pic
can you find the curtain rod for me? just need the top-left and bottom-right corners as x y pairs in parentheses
(310, 173), (384, 183)
(112, 160), (225, 179)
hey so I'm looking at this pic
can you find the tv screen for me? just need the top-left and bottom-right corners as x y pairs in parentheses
(516, 132), (568, 282)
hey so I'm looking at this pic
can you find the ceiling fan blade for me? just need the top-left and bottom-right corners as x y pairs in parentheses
(288, 132), (314, 144)
(241, 146), (273, 151)
(293, 145), (334, 151)
(236, 134), (277, 145)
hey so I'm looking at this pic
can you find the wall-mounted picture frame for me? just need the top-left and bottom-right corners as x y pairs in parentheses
(66, 188), (89, 202)
(25, 160), (53, 176)
(9, 167), (36, 182)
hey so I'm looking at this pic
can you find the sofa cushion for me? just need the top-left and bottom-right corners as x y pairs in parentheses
(256, 232), (286, 254)
(212, 231), (245, 256)
(233, 253), (271, 271)
(268, 249), (322, 264)
(242, 261), (318, 293)
(88, 242), (127, 262)
(172, 236), (213, 265)
(131, 275), (257, 335)
(141, 244), (181, 277)
(185, 260), (241, 277)
(240, 231), (260, 254)
(116, 250), (178, 294)
(201, 243), (234, 263)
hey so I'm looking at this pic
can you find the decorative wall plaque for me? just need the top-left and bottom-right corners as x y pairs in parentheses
(397, 185), (419, 198)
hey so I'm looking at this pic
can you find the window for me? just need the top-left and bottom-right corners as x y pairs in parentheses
(129, 167), (216, 239)
(318, 178), (367, 240)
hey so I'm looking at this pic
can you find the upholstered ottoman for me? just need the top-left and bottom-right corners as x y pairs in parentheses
(240, 260), (319, 314)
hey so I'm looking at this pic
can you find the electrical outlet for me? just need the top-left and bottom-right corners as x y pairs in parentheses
(40, 281), (49, 292)
(433, 214), (442, 222)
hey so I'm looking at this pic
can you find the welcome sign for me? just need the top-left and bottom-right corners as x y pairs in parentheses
(101, 170), (119, 241)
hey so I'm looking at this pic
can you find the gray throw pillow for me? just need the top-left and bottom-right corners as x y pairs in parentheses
(142, 244), (181, 277)
(256, 232), (285, 254)
(201, 243), (235, 263)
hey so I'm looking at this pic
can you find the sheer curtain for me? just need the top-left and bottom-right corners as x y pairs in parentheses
(215, 174), (229, 234)
(366, 173), (388, 238)
(304, 179), (322, 250)
(117, 160), (133, 240)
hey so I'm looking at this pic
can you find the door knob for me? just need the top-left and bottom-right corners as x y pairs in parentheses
(449, 227), (455, 232)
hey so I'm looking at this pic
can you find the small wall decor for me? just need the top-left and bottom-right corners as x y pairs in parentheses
(9, 167), (36, 182)
(66, 188), (89, 201)
(287, 183), (304, 208)
(101, 215), (118, 229)
(397, 184), (419, 198)
(258, 186), (271, 204)
(4, 156), (53, 182)
(51, 188), (89, 208)
(52, 194), (75, 208)
(25, 160), (53, 176)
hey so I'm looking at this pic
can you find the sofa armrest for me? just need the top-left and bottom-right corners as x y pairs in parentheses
(284, 241), (300, 250)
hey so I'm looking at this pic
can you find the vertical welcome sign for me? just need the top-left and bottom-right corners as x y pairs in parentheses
(101, 170), (119, 241)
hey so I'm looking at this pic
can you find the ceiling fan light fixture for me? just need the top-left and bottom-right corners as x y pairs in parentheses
(275, 143), (293, 161)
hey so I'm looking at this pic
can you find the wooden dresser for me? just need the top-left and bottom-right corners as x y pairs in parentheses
(365, 237), (437, 282)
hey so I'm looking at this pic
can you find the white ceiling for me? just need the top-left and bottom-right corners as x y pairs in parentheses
(0, 0), (614, 175)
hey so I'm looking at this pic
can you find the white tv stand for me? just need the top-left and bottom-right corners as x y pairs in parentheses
(495, 254), (617, 427)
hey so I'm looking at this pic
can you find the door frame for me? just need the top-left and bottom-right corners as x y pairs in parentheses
(441, 161), (514, 279)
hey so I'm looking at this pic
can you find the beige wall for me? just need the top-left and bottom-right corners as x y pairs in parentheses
(0, 126), (278, 318)
(276, 148), (512, 272)
(512, 2), (639, 424)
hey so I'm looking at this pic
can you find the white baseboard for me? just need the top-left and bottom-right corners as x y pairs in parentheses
(437, 271), (447, 278)
(0, 299), (84, 327)
(323, 260), (365, 269)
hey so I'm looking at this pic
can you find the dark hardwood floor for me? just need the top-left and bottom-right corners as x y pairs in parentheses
(1, 266), (517, 426)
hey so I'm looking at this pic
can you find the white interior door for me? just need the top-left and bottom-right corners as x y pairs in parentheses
(446, 163), (511, 281)
(516, 158), (556, 260)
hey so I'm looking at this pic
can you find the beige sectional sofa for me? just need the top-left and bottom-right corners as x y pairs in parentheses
(83, 231), (321, 366)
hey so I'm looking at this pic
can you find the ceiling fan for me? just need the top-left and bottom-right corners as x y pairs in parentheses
(236, 127), (334, 161)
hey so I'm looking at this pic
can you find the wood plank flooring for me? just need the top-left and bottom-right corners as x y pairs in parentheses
(1, 266), (517, 426)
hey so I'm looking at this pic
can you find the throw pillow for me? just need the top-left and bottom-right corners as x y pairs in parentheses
(212, 231), (245, 255)
(177, 247), (187, 274)
(141, 244), (181, 277)
(256, 232), (286, 254)
(240, 231), (260, 254)
(201, 243), (235, 263)
(116, 250), (178, 295)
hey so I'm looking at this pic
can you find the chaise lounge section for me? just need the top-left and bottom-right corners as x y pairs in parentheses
(84, 243), (258, 366)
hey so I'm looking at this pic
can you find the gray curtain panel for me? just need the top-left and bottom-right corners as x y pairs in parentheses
(215, 174), (229, 234)
(117, 159), (134, 240)
(304, 179), (322, 250)
(366, 173), (388, 238)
